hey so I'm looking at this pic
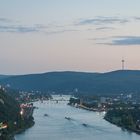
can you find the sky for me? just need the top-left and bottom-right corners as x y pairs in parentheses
(0, 0), (140, 74)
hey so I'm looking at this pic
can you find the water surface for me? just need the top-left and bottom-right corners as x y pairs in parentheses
(15, 95), (140, 140)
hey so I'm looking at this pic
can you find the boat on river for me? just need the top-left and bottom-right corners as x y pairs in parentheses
(65, 117), (72, 120)
(44, 114), (49, 117)
(82, 123), (88, 127)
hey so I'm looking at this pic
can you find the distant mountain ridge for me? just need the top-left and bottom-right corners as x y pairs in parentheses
(0, 70), (140, 95)
(0, 75), (11, 80)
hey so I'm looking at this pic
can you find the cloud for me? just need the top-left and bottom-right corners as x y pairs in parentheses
(110, 36), (140, 45)
(133, 17), (140, 21)
(0, 17), (79, 34)
(96, 27), (115, 31)
(45, 29), (79, 35)
(77, 16), (129, 26)
(0, 25), (42, 33)
(0, 18), (12, 23)
(95, 36), (140, 46)
(0, 17), (45, 33)
(0, 24), (80, 34)
(88, 37), (109, 41)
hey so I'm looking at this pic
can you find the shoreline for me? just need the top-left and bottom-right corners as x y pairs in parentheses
(69, 104), (105, 112)
(69, 104), (140, 135)
(7, 120), (35, 140)
(8, 104), (35, 140)
(104, 117), (140, 135)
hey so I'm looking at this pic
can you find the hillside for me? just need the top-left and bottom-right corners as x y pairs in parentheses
(0, 89), (20, 122)
(0, 70), (140, 95)
(0, 75), (11, 80)
(0, 88), (34, 139)
(0, 88), (20, 139)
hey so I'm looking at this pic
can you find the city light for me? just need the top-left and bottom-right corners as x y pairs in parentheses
(20, 110), (24, 115)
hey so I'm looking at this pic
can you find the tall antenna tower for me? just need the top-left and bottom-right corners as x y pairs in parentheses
(122, 59), (125, 70)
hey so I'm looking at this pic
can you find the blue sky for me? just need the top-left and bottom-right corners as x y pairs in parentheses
(0, 0), (140, 74)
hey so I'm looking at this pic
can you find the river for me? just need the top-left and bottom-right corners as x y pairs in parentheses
(15, 95), (140, 140)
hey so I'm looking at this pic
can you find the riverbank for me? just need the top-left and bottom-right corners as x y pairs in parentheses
(1, 119), (35, 140)
(0, 104), (35, 140)
(68, 103), (106, 113)
(12, 104), (36, 139)
(79, 104), (106, 112)
(69, 103), (140, 135)
(104, 109), (140, 135)
(80, 104), (140, 135)
(104, 116), (140, 135)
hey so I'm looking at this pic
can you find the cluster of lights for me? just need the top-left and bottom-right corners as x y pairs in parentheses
(20, 109), (24, 115)
(2, 124), (7, 129)
(0, 122), (8, 130)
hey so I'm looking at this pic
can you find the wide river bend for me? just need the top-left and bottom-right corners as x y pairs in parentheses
(15, 95), (140, 140)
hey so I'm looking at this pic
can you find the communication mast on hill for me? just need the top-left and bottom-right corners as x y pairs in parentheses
(121, 59), (125, 70)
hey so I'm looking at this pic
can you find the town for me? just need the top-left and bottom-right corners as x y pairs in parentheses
(68, 93), (140, 133)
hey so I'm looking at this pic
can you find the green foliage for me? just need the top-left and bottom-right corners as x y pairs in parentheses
(0, 89), (34, 139)
(105, 108), (140, 129)
(0, 89), (20, 122)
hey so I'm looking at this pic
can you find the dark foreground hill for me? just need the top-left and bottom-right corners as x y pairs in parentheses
(0, 89), (20, 139)
(0, 70), (140, 95)
(0, 89), (20, 123)
(0, 89), (34, 139)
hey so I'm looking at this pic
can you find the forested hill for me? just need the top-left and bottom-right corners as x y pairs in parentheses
(1, 70), (140, 95)
(0, 75), (11, 80)
(0, 89), (20, 122)
(0, 88), (20, 139)
(0, 88), (35, 139)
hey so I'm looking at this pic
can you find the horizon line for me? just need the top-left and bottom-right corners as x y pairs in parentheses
(0, 69), (140, 76)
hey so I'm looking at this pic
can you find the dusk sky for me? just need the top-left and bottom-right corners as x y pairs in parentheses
(0, 0), (140, 74)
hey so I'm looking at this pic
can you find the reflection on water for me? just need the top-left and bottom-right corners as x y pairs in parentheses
(15, 95), (140, 140)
